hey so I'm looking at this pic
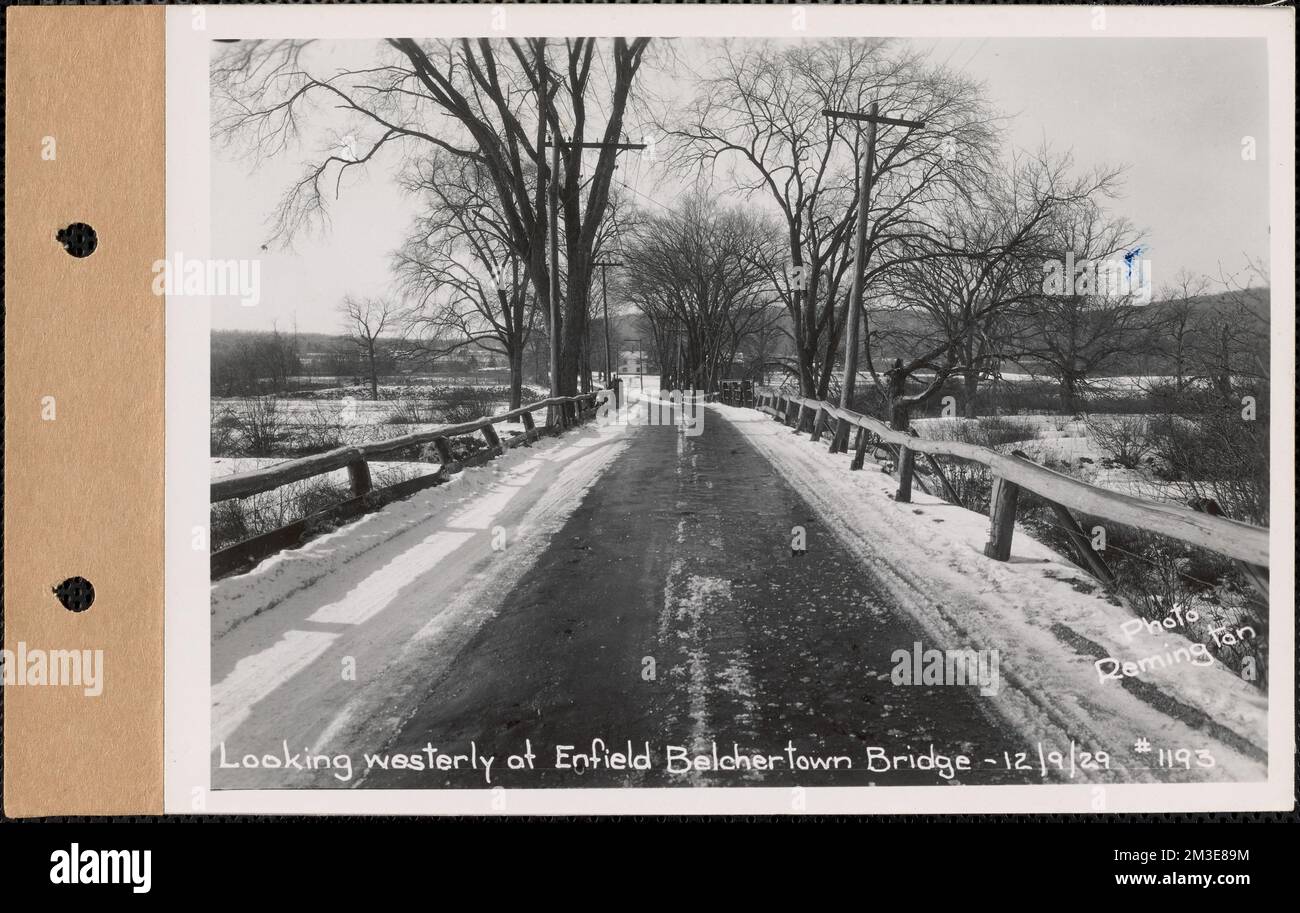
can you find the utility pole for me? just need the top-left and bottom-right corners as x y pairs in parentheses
(536, 45), (561, 427)
(594, 260), (622, 384)
(676, 322), (682, 390)
(542, 138), (644, 421)
(823, 104), (926, 453)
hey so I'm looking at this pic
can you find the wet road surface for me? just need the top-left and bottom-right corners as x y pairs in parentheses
(363, 408), (1036, 789)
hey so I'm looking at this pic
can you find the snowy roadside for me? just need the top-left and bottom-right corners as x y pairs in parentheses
(713, 403), (1267, 783)
(211, 419), (632, 786)
(212, 421), (623, 639)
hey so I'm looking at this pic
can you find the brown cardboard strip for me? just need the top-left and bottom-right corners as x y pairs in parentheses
(4, 5), (165, 815)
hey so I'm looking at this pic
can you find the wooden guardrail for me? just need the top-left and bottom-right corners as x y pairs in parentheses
(751, 387), (1271, 581)
(210, 391), (605, 578)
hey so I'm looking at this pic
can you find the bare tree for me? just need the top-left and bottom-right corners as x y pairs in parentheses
(1199, 256), (1270, 398)
(1010, 202), (1154, 413)
(1152, 268), (1212, 397)
(213, 37), (650, 400)
(870, 152), (1124, 423)
(621, 191), (782, 392)
(665, 38), (998, 398)
(339, 296), (396, 400)
(582, 188), (638, 391)
(395, 154), (538, 409)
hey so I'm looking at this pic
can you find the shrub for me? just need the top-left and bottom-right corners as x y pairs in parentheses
(238, 396), (284, 456)
(294, 402), (348, 454)
(386, 398), (440, 425)
(913, 417), (1038, 511)
(1084, 414), (1156, 469)
(210, 404), (242, 456)
(1147, 406), (1269, 526)
(922, 415), (1038, 450)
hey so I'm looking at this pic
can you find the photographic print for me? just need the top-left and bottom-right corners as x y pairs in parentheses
(159, 4), (1292, 814)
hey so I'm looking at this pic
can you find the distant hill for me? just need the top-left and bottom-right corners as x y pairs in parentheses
(863, 286), (1270, 377)
(1141, 286), (1269, 326)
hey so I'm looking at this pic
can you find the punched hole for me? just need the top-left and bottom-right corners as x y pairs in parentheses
(53, 576), (95, 613)
(56, 223), (98, 258)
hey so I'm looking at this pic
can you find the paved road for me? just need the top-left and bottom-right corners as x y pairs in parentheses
(363, 408), (1035, 789)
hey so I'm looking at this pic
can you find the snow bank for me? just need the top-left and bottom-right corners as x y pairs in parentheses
(713, 403), (1267, 782)
(211, 422), (626, 639)
(211, 419), (633, 779)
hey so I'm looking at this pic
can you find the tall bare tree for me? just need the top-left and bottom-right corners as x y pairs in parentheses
(1200, 256), (1270, 398)
(339, 296), (395, 400)
(665, 38), (997, 398)
(1010, 202), (1153, 412)
(395, 154), (538, 409)
(621, 191), (782, 392)
(213, 37), (650, 400)
(1152, 268), (1213, 397)
(870, 152), (1124, 423)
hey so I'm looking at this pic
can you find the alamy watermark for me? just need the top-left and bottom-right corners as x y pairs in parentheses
(1, 641), (103, 697)
(1042, 249), (1152, 305)
(151, 251), (261, 307)
(596, 388), (705, 437)
(50, 844), (150, 893)
(891, 641), (1000, 696)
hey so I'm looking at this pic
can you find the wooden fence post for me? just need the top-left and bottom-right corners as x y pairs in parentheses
(520, 410), (536, 443)
(432, 437), (459, 477)
(810, 406), (827, 442)
(481, 423), (505, 456)
(829, 417), (851, 454)
(850, 425), (869, 471)
(785, 398), (799, 427)
(800, 404), (817, 434)
(895, 444), (916, 503)
(983, 475), (1020, 560)
(347, 454), (372, 497)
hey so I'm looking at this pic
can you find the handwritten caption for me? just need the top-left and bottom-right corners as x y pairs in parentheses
(215, 737), (1165, 785)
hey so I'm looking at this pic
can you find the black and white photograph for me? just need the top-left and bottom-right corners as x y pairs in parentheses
(173, 4), (1289, 811)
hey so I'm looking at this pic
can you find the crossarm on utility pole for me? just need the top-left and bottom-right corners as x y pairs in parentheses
(544, 141), (648, 150)
(822, 108), (926, 130)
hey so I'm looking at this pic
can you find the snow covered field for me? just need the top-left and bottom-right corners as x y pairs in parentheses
(713, 403), (1267, 782)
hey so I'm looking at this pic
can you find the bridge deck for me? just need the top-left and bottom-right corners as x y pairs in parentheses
(361, 408), (1024, 788)
(211, 404), (1267, 790)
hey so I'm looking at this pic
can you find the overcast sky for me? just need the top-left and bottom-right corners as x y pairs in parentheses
(211, 36), (1270, 335)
